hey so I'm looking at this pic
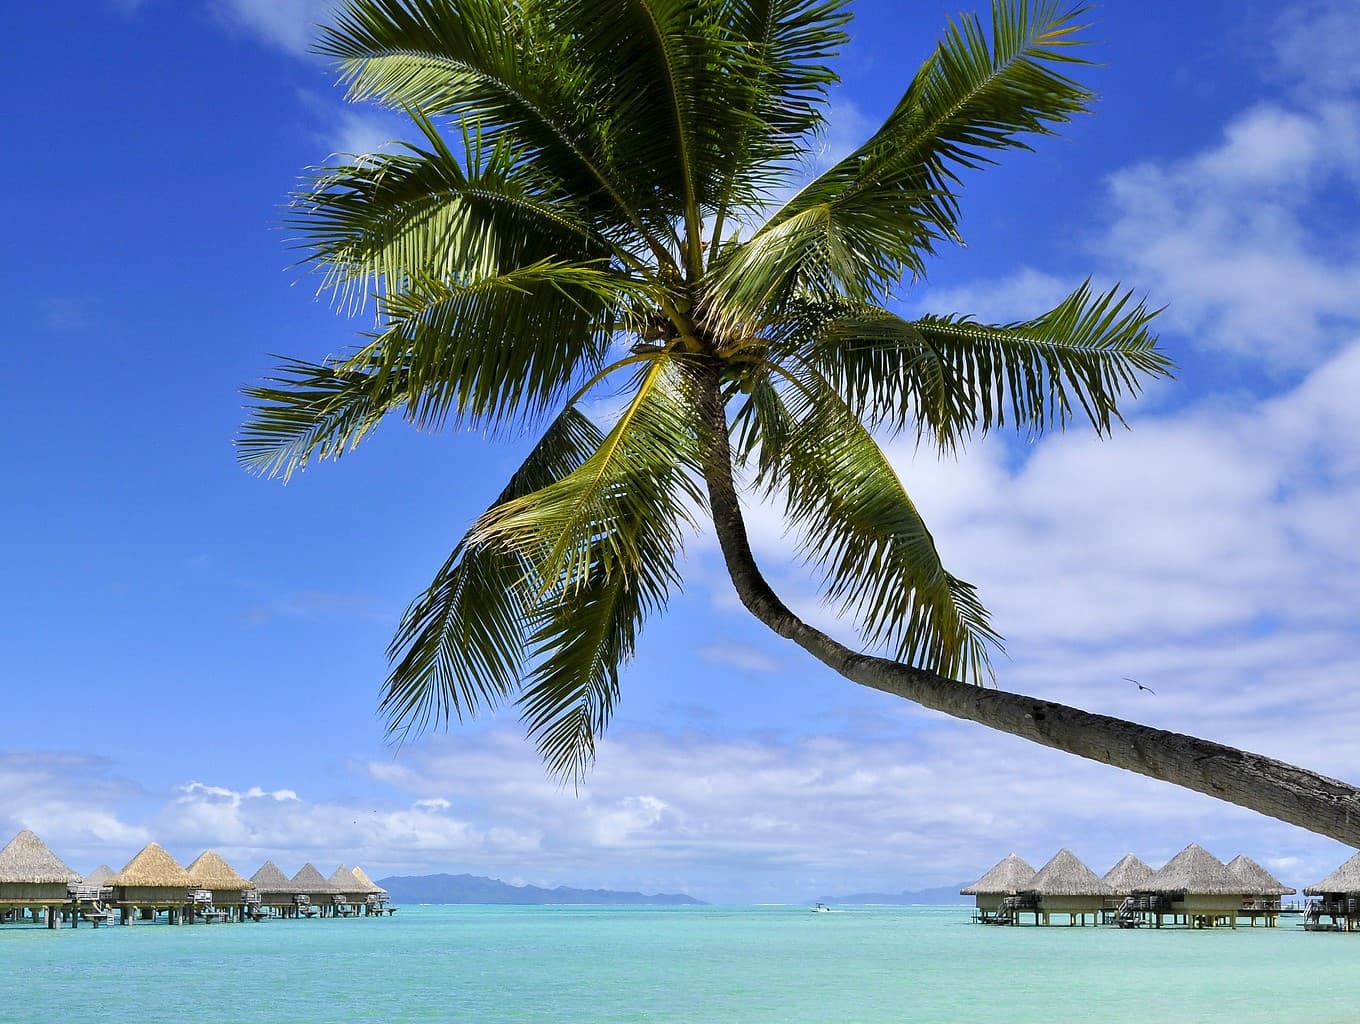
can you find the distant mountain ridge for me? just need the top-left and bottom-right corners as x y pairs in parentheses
(820, 884), (970, 906)
(376, 872), (705, 906)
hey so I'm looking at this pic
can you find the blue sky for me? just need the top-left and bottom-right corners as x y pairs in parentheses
(2, 0), (1358, 903)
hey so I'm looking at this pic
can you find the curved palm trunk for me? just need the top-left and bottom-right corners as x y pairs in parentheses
(693, 362), (1360, 847)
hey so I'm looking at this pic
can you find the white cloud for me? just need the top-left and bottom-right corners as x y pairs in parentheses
(913, 267), (1075, 324)
(245, 786), (301, 801)
(329, 109), (406, 160)
(1098, 142), (1360, 367)
(697, 645), (779, 674)
(1089, 5), (1360, 369)
(350, 725), (1352, 903)
(3, 696), (1358, 903)
(215, 0), (336, 56)
(1272, 0), (1360, 97)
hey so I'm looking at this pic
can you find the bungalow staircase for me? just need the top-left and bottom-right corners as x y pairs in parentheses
(988, 896), (1027, 925)
(1113, 897), (1143, 929)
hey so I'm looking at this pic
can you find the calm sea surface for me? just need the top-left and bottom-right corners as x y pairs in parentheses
(0, 904), (1353, 1022)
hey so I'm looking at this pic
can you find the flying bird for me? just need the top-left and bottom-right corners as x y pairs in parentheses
(1124, 677), (1155, 695)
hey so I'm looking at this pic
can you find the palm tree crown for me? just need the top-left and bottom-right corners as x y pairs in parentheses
(240, 0), (1170, 782)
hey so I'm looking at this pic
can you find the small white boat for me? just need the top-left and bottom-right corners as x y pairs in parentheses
(811, 902), (832, 913)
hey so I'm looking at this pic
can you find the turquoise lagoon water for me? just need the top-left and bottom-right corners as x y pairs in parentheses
(0, 905), (1354, 1023)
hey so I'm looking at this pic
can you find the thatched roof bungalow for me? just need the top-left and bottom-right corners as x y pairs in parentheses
(1303, 852), (1360, 931)
(1027, 850), (1110, 897)
(1023, 849), (1110, 925)
(107, 843), (193, 919)
(328, 864), (362, 896)
(186, 851), (254, 906)
(85, 865), (116, 887)
(1304, 852), (1360, 898)
(1141, 844), (1236, 896)
(350, 866), (390, 913)
(327, 864), (366, 911)
(0, 830), (83, 904)
(292, 863), (343, 916)
(962, 854), (1036, 922)
(350, 865), (385, 896)
(1140, 844), (1288, 927)
(961, 853), (1036, 896)
(250, 861), (298, 910)
(1103, 854), (1154, 895)
(1225, 855), (1295, 898)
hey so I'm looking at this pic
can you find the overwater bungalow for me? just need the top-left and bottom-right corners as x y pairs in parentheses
(350, 866), (392, 915)
(85, 865), (116, 887)
(962, 853), (1036, 924)
(291, 863), (342, 918)
(1138, 844), (1245, 928)
(1101, 854), (1157, 927)
(250, 861), (300, 917)
(186, 851), (255, 922)
(327, 865), (365, 916)
(0, 830), (83, 928)
(1224, 855), (1294, 926)
(1103, 854), (1153, 895)
(1023, 849), (1111, 926)
(107, 843), (194, 925)
(1304, 852), (1360, 931)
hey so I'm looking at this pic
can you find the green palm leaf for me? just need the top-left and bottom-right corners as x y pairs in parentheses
(807, 282), (1170, 447)
(237, 354), (411, 482)
(319, 0), (666, 253)
(381, 406), (606, 739)
(744, 370), (999, 680)
(294, 112), (616, 312)
(358, 259), (640, 432)
(471, 360), (703, 594)
(710, 0), (850, 243)
(705, 0), (1093, 328)
(470, 362), (704, 779)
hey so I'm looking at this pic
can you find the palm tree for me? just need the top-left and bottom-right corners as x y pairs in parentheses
(240, 0), (1360, 842)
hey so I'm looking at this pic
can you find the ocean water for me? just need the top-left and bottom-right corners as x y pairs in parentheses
(0, 905), (1354, 1023)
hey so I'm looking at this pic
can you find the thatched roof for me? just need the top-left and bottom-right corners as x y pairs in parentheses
(186, 850), (252, 891)
(291, 863), (341, 893)
(1305, 852), (1360, 896)
(108, 843), (192, 888)
(1224, 855), (1295, 896)
(85, 865), (116, 886)
(350, 865), (385, 895)
(1103, 854), (1154, 895)
(327, 864), (364, 894)
(1141, 843), (1236, 894)
(1025, 849), (1110, 896)
(961, 854), (1036, 895)
(0, 830), (82, 885)
(250, 861), (295, 894)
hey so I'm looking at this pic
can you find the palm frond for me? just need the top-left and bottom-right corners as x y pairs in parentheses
(745, 370), (1001, 680)
(381, 407), (606, 739)
(469, 362), (703, 780)
(237, 355), (410, 481)
(319, 0), (664, 252)
(808, 282), (1169, 446)
(705, 0), (1094, 328)
(560, 0), (849, 268)
(293, 112), (617, 312)
(354, 259), (642, 433)
(711, 1), (850, 229)
(470, 360), (703, 593)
